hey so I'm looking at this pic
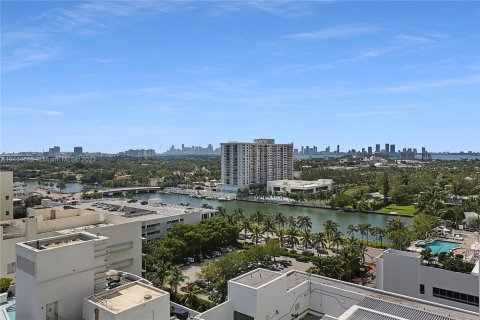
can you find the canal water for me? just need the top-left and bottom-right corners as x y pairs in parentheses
(22, 180), (411, 233)
(134, 193), (411, 234)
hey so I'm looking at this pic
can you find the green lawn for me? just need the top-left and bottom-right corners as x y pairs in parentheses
(343, 186), (369, 196)
(379, 204), (416, 216)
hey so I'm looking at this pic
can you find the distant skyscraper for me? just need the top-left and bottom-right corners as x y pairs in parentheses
(362, 148), (365, 153)
(368, 146), (373, 154)
(326, 146), (330, 154)
(385, 143), (390, 153)
(390, 144), (396, 154)
(53, 146), (60, 155)
(336, 145), (340, 153)
(73, 147), (83, 156)
(375, 144), (380, 153)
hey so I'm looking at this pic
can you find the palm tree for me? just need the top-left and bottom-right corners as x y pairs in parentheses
(233, 208), (245, 223)
(357, 223), (369, 243)
(263, 216), (276, 239)
(273, 211), (288, 230)
(347, 224), (358, 239)
(323, 220), (339, 248)
(386, 217), (410, 250)
(338, 248), (361, 281)
(329, 258), (345, 280)
(239, 218), (251, 244)
(377, 228), (386, 248)
(313, 232), (328, 257)
(251, 225), (264, 245)
(331, 230), (344, 251)
(297, 216), (313, 233)
(276, 228), (286, 247)
(365, 224), (372, 245)
(287, 216), (297, 230)
(287, 225), (299, 249)
(250, 210), (265, 226)
(180, 282), (199, 308)
(148, 260), (171, 289)
(300, 230), (312, 249)
(216, 206), (228, 218)
(166, 266), (188, 294)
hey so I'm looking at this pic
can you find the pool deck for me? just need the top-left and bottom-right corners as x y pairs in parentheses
(0, 299), (15, 320)
(410, 230), (479, 259)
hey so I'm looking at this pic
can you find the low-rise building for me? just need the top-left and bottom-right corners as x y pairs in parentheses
(83, 281), (170, 320)
(376, 249), (479, 312)
(0, 171), (14, 221)
(267, 179), (334, 194)
(0, 205), (142, 279)
(195, 268), (478, 320)
(16, 232), (110, 320)
(76, 198), (217, 241)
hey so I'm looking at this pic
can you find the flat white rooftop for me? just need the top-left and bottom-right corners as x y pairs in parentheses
(268, 179), (334, 187)
(232, 269), (280, 288)
(87, 282), (167, 313)
(76, 199), (215, 221)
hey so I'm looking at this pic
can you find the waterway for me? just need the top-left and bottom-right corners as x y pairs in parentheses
(22, 180), (411, 232)
(133, 193), (411, 233)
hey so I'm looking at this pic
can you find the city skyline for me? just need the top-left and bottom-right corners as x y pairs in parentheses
(2, 1), (480, 153)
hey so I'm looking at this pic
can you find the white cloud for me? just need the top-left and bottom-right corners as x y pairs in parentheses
(376, 75), (480, 93)
(1, 106), (62, 116)
(284, 26), (381, 40)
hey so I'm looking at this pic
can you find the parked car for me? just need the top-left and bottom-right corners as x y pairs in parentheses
(170, 305), (189, 320)
(317, 248), (328, 255)
(212, 251), (221, 257)
(295, 256), (309, 263)
(186, 257), (195, 264)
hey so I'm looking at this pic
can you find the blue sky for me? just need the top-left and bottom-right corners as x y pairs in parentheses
(1, 1), (479, 153)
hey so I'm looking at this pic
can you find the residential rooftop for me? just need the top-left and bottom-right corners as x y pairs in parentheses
(228, 269), (477, 320)
(232, 269), (280, 288)
(87, 282), (167, 313)
(22, 233), (101, 251)
(76, 199), (216, 221)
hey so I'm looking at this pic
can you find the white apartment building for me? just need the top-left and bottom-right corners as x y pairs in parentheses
(83, 281), (170, 320)
(376, 249), (479, 312)
(196, 268), (478, 320)
(0, 171), (14, 221)
(0, 206), (142, 280)
(16, 232), (110, 320)
(267, 179), (334, 194)
(221, 139), (293, 192)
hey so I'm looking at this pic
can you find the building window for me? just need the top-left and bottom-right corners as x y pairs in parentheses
(233, 311), (254, 320)
(433, 287), (479, 306)
(5, 196), (9, 200)
(6, 211), (9, 216)
(420, 284), (425, 294)
(7, 262), (16, 274)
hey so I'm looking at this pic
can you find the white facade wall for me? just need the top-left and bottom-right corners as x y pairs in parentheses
(381, 250), (421, 297)
(0, 171), (14, 221)
(16, 233), (108, 320)
(1, 213), (141, 279)
(377, 249), (479, 312)
(420, 265), (479, 312)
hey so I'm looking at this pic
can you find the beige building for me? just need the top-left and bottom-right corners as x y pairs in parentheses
(0, 205), (142, 280)
(83, 282), (170, 320)
(221, 139), (293, 192)
(0, 171), (14, 221)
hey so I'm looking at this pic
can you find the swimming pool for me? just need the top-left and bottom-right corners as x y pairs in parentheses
(423, 240), (460, 255)
(6, 305), (15, 320)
